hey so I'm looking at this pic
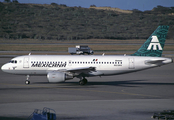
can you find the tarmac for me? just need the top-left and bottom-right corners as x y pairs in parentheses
(0, 57), (174, 120)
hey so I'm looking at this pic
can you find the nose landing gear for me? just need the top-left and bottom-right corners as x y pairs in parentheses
(25, 75), (30, 85)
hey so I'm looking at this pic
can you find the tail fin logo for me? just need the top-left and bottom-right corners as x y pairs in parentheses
(147, 36), (162, 50)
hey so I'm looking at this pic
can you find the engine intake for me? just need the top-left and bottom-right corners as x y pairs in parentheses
(47, 71), (73, 83)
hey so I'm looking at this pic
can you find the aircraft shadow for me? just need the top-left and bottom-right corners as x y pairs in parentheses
(33, 79), (174, 88)
(87, 80), (174, 86)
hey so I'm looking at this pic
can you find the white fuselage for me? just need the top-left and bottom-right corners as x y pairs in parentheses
(1, 55), (172, 77)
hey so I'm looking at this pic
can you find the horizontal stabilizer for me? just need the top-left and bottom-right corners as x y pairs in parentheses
(145, 60), (164, 65)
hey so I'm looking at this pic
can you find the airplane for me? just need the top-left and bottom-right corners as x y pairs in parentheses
(1, 26), (173, 85)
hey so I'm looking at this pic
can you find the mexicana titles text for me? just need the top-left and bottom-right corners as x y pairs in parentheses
(31, 62), (66, 67)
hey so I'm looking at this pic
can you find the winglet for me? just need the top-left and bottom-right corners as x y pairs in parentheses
(131, 26), (169, 57)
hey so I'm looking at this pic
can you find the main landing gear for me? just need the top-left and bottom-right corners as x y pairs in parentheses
(25, 75), (30, 85)
(79, 78), (88, 85)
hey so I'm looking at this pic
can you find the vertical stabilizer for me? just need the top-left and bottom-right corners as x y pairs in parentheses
(131, 26), (169, 57)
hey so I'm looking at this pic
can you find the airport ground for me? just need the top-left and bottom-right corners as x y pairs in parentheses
(0, 57), (174, 120)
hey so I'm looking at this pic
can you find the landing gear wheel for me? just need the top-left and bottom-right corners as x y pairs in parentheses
(79, 80), (85, 85)
(79, 78), (88, 85)
(25, 80), (30, 85)
(84, 79), (88, 84)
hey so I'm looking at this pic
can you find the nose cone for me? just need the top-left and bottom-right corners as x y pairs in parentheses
(1, 63), (9, 72)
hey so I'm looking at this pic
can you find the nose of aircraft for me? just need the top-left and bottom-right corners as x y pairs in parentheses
(1, 63), (9, 72)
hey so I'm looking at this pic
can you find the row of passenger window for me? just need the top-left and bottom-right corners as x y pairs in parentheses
(30, 61), (122, 64)
(69, 61), (122, 64)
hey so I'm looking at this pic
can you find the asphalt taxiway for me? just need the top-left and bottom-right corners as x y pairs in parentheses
(0, 57), (174, 120)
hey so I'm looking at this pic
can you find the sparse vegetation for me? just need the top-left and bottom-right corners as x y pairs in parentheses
(0, 2), (174, 40)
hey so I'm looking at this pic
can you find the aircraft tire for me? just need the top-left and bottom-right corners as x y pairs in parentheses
(79, 80), (84, 85)
(84, 79), (88, 84)
(25, 80), (30, 85)
(79, 79), (88, 85)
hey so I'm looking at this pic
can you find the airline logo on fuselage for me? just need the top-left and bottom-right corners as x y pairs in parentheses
(147, 36), (162, 50)
(93, 59), (98, 61)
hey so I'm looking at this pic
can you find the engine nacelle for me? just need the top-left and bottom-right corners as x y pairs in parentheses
(47, 71), (73, 83)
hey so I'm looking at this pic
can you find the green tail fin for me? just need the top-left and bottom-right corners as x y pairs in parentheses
(131, 26), (169, 57)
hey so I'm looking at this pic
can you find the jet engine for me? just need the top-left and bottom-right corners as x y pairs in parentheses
(47, 71), (73, 83)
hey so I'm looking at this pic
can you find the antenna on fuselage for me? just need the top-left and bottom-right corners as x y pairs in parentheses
(29, 53), (31, 55)
(102, 53), (105, 56)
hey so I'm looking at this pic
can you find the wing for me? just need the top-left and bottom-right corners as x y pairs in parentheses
(58, 67), (96, 76)
(66, 67), (96, 73)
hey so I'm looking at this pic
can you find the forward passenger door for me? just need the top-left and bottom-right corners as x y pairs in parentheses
(23, 57), (29, 68)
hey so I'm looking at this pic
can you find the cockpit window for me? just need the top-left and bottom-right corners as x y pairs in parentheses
(9, 60), (17, 64)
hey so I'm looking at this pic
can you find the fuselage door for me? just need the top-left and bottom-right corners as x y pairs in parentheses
(23, 57), (29, 68)
(129, 58), (135, 69)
